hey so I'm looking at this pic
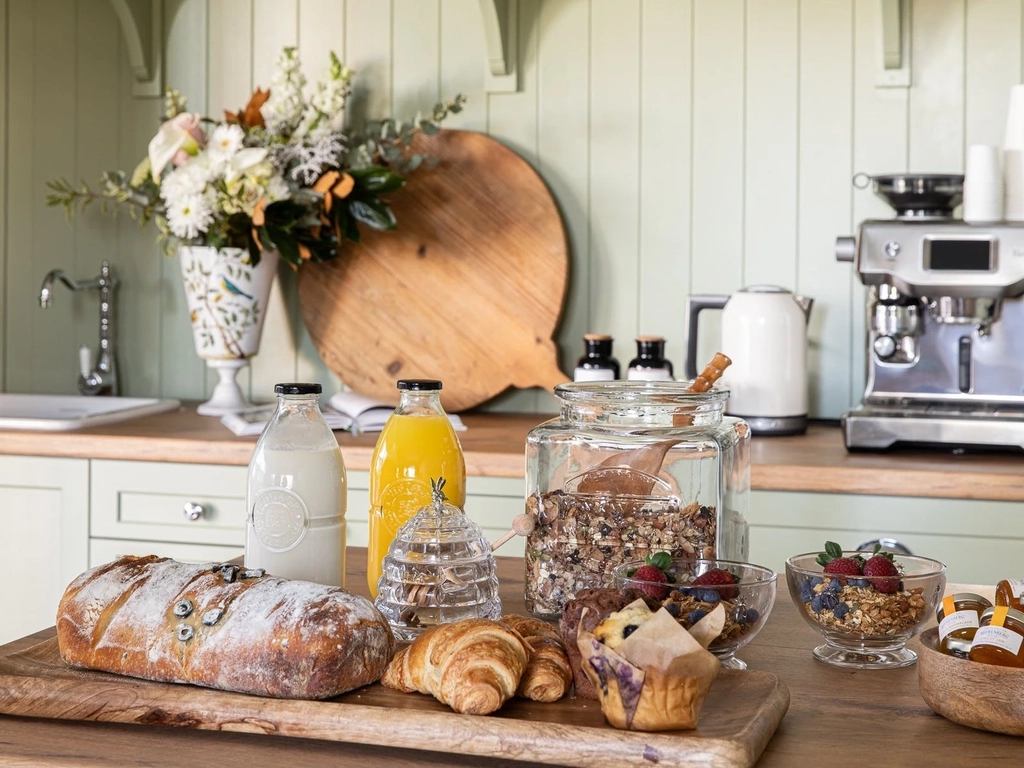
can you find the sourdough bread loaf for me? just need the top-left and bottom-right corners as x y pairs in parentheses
(56, 555), (395, 699)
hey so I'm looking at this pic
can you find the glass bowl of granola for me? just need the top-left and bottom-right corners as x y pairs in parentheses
(611, 556), (777, 670)
(786, 544), (947, 670)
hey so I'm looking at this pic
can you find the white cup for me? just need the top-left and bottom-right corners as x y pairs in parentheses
(963, 144), (1003, 223)
(1004, 148), (1024, 221)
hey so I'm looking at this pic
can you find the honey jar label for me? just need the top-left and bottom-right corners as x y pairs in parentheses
(939, 609), (980, 641)
(973, 625), (1024, 656)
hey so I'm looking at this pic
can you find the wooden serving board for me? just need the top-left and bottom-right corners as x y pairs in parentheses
(297, 129), (570, 413)
(0, 638), (789, 768)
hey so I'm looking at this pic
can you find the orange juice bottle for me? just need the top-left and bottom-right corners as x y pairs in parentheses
(367, 379), (466, 596)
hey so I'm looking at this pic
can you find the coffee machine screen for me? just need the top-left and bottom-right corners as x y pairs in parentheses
(924, 238), (993, 271)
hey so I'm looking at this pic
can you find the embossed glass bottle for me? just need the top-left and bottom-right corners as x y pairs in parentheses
(367, 380), (466, 597)
(245, 383), (347, 587)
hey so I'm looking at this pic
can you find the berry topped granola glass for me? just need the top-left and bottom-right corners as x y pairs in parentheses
(786, 548), (947, 669)
(522, 381), (750, 619)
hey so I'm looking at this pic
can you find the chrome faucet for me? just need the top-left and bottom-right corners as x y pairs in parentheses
(39, 261), (119, 396)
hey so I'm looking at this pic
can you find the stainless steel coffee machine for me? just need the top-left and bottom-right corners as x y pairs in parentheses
(836, 174), (1024, 450)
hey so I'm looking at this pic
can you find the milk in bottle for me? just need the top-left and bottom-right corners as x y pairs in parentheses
(245, 383), (346, 586)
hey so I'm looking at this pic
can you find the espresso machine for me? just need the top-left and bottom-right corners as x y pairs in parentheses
(836, 174), (1024, 450)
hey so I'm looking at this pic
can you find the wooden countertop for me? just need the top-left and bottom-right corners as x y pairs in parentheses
(0, 405), (1022, 500)
(0, 552), (1015, 768)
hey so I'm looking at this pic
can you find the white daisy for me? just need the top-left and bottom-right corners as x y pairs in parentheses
(166, 193), (214, 239)
(208, 124), (244, 161)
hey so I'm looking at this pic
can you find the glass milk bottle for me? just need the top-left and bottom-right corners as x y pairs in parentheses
(367, 379), (466, 597)
(245, 383), (346, 587)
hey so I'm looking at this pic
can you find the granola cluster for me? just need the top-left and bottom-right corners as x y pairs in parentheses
(523, 490), (717, 618)
(798, 575), (926, 636)
(661, 586), (759, 648)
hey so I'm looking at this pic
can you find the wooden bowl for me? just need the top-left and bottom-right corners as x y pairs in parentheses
(918, 627), (1024, 735)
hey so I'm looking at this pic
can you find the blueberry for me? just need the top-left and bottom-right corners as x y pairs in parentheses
(664, 602), (681, 618)
(699, 589), (721, 604)
(850, 578), (868, 588)
(688, 609), (707, 625)
(824, 580), (843, 595)
(832, 603), (850, 619)
(798, 581), (815, 603)
(810, 577), (824, 588)
(818, 593), (839, 610)
(744, 608), (760, 623)
(676, 587), (695, 597)
(811, 595), (825, 612)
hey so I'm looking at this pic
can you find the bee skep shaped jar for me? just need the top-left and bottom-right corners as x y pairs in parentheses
(523, 381), (751, 619)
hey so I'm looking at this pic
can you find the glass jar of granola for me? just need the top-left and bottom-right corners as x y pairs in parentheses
(523, 381), (750, 619)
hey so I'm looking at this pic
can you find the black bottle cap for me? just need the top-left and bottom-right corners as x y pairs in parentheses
(274, 383), (322, 395)
(397, 379), (443, 391)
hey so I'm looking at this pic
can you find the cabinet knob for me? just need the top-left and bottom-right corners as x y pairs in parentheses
(183, 502), (205, 521)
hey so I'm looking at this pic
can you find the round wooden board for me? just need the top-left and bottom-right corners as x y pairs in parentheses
(918, 627), (1024, 736)
(297, 130), (570, 413)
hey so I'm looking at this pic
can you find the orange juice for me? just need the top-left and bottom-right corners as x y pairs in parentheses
(367, 411), (465, 596)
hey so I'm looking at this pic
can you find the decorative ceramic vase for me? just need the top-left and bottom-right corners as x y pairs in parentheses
(179, 246), (279, 416)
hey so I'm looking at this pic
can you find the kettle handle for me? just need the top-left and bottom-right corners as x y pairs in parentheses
(684, 295), (729, 379)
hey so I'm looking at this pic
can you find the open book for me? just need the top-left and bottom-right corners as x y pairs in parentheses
(220, 391), (466, 436)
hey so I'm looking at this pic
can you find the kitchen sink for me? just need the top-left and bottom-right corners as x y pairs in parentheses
(0, 393), (181, 431)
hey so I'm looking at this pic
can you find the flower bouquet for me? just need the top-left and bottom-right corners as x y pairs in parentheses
(47, 47), (464, 415)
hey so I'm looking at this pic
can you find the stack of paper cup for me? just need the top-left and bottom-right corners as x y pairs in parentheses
(1003, 84), (1024, 221)
(963, 145), (1003, 223)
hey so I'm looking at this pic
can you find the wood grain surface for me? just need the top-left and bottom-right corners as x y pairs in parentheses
(2, 566), (1022, 767)
(297, 130), (570, 413)
(0, 553), (788, 768)
(917, 627), (1024, 736)
(0, 412), (1022, 501)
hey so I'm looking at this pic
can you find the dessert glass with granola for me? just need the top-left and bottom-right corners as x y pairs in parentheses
(523, 381), (751, 619)
(786, 543), (946, 669)
(611, 556), (777, 670)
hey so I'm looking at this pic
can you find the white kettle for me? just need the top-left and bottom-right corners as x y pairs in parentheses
(685, 286), (813, 435)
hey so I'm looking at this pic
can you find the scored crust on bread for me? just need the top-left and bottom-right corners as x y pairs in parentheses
(56, 554), (396, 700)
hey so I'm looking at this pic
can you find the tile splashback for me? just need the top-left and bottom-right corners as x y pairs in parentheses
(2, 0), (1020, 417)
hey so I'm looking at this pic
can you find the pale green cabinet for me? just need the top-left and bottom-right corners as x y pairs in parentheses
(748, 490), (1024, 585)
(0, 456), (89, 646)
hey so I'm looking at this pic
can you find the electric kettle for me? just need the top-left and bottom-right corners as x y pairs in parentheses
(685, 286), (813, 435)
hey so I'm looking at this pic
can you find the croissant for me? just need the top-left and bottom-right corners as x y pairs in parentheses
(500, 614), (572, 702)
(380, 618), (531, 715)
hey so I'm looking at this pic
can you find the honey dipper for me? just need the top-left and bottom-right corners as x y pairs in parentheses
(687, 352), (732, 393)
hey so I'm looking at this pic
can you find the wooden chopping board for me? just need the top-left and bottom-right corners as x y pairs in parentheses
(297, 129), (570, 413)
(0, 638), (789, 768)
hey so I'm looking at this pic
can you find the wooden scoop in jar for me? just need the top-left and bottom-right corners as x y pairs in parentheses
(491, 354), (732, 552)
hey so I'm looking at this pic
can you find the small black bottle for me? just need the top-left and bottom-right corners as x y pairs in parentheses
(573, 334), (620, 381)
(626, 336), (674, 381)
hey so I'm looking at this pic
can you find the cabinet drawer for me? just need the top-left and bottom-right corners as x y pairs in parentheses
(90, 537), (243, 567)
(91, 460), (248, 546)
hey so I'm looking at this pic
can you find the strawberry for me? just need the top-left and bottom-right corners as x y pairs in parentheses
(823, 557), (863, 578)
(815, 541), (865, 579)
(692, 568), (739, 600)
(862, 552), (901, 593)
(630, 564), (670, 599)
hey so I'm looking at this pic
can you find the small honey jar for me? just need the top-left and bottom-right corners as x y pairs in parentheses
(995, 579), (1024, 612)
(936, 592), (991, 657)
(968, 606), (1024, 668)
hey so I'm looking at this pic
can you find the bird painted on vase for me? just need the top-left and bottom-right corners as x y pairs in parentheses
(219, 276), (253, 300)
